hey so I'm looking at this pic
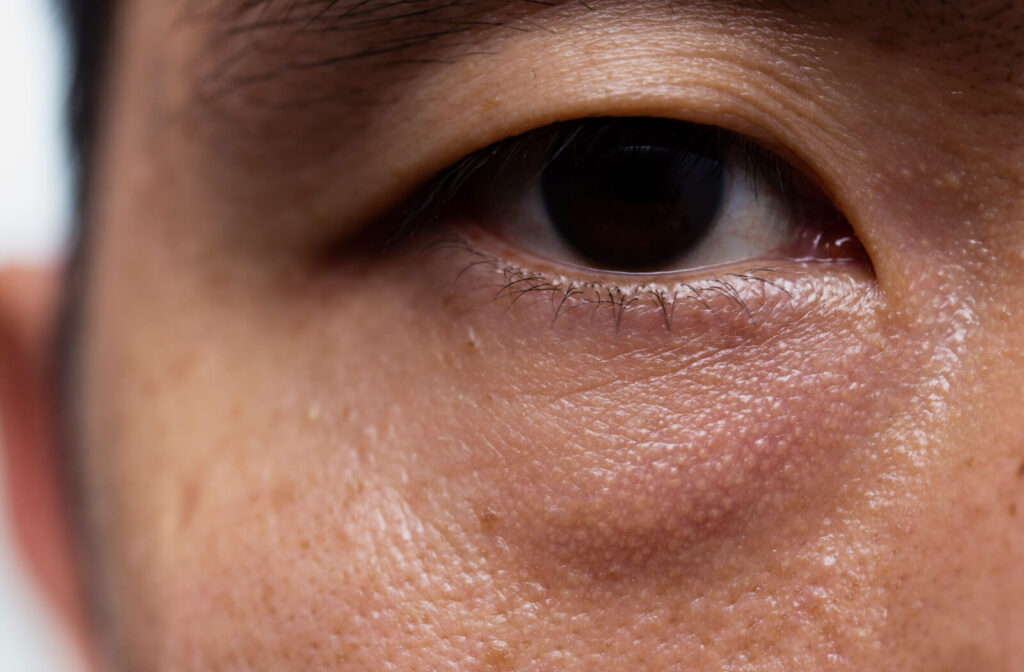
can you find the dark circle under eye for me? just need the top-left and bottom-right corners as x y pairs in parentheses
(541, 119), (726, 272)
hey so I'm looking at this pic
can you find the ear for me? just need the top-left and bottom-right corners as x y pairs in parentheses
(0, 266), (93, 668)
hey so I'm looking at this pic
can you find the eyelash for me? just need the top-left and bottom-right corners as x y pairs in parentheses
(373, 117), (853, 331)
(396, 118), (802, 237)
(428, 233), (801, 332)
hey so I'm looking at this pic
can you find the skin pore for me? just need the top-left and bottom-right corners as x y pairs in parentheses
(10, 0), (1024, 669)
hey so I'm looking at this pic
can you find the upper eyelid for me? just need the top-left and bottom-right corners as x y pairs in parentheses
(189, 3), (889, 250)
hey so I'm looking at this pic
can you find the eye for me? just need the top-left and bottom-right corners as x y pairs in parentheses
(411, 117), (866, 277)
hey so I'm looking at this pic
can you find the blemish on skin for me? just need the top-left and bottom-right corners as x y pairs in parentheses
(306, 403), (322, 422)
(1009, 503), (1017, 517)
(939, 171), (963, 190)
(478, 508), (499, 531)
(480, 95), (504, 113)
(466, 327), (481, 352)
(484, 639), (513, 668)
(1017, 459), (1024, 478)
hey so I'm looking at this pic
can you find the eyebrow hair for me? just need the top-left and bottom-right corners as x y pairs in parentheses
(211, 0), (1024, 66)
(214, 0), (569, 59)
(197, 0), (577, 107)
(224, 0), (562, 32)
(197, 0), (1023, 115)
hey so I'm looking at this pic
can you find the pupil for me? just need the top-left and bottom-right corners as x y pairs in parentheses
(540, 119), (726, 272)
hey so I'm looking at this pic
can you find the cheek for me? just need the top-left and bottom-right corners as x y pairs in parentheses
(352, 254), (966, 590)
(80, 222), (1024, 668)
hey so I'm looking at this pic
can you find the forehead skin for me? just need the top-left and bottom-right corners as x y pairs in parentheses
(78, 0), (1024, 670)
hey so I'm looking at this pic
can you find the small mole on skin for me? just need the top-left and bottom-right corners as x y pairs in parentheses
(484, 640), (513, 668)
(478, 508), (499, 531)
(1017, 459), (1024, 478)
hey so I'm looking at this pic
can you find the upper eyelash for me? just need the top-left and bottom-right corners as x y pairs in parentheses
(392, 117), (801, 243)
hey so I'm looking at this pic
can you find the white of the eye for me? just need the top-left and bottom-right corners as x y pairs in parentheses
(487, 152), (795, 273)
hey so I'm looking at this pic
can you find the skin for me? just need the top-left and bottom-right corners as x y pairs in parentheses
(3, 0), (1024, 669)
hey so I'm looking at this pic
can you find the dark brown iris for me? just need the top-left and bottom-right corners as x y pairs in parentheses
(541, 119), (726, 272)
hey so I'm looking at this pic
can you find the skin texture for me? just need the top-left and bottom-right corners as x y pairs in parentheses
(7, 0), (1024, 669)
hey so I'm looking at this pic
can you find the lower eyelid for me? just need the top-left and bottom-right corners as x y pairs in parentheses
(426, 232), (872, 336)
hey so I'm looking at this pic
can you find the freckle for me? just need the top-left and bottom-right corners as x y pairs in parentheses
(271, 483), (296, 509)
(1017, 460), (1024, 478)
(1009, 503), (1017, 516)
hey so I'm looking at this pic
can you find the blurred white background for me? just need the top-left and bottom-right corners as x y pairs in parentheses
(0, 0), (77, 670)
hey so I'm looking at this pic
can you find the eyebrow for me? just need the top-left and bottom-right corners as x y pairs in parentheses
(194, 0), (577, 110)
(213, 0), (567, 66)
(198, 0), (1022, 111)
(224, 0), (552, 32)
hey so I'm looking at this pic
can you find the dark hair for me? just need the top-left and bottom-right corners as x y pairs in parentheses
(55, 2), (119, 641)
(62, 0), (115, 208)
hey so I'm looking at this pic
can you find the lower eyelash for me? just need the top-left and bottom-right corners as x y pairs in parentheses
(432, 234), (799, 333)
